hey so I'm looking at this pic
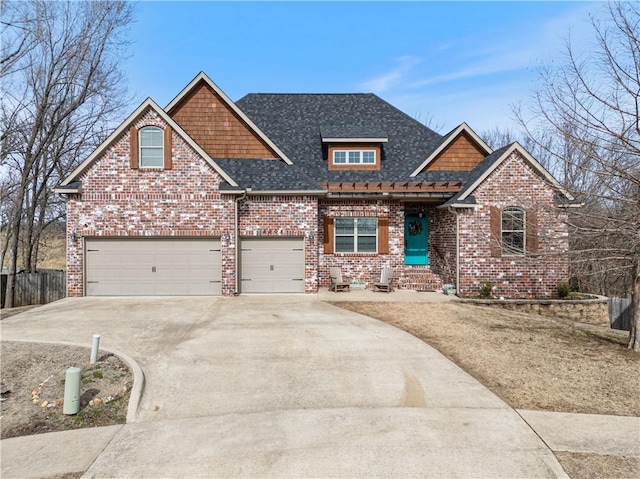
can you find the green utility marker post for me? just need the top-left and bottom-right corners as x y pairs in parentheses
(63, 367), (81, 415)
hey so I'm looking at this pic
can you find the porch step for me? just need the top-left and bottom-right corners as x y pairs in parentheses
(399, 267), (444, 292)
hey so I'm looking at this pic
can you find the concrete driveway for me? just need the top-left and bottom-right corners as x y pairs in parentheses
(1, 296), (568, 478)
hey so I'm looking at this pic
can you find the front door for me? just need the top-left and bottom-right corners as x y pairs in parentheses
(404, 215), (428, 265)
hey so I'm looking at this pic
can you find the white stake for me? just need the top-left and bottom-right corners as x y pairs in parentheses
(90, 334), (101, 364)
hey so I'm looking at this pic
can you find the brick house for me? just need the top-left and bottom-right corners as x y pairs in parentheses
(55, 72), (576, 298)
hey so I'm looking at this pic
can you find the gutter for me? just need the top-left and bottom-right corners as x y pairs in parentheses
(53, 187), (81, 194)
(234, 190), (247, 295)
(325, 193), (454, 200)
(556, 203), (584, 208)
(245, 189), (327, 196)
(221, 189), (327, 196)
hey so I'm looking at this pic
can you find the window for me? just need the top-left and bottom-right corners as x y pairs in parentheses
(501, 208), (525, 255)
(139, 127), (164, 167)
(332, 150), (376, 165)
(335, 217), (377, 253)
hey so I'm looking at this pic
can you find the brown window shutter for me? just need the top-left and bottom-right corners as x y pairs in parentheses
(323, 217), (334, 254)
(163, 126), (172, 170)
(526, 208), (538, 254)
(378, 216), (389, 254)
(490, 206), (501, 258)
(129, 126), (138, 169)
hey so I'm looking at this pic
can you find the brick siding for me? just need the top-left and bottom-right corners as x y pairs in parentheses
(318, 200), (405, 287)
(238, 195), (318, 293)
(456, 151), (569, 298)
(428, 206), (457, 286)
(66, 108), (237, 296)
(65, 111), (568, 298)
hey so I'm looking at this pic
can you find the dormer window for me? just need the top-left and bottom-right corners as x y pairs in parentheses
(333, 150), (376, 165)
(321, 127), (387, 172)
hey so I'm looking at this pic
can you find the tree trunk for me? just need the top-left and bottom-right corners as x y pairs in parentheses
(0, 227), (11, 272)
(5, 213), (21, 309)
(5, 173), (29, 308)
(628, 259), (640, 351)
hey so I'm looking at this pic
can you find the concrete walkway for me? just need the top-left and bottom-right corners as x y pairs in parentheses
(0, 295), (632, 478)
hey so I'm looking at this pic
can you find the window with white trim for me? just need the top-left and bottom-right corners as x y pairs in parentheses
(139, 126), (164, 167)
(332, 149), (376, 165)
(501, 207), (525, 255)
(335, 217), (377, 253)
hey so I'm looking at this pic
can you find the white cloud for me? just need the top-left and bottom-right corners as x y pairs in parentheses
(358, 4), (603, 133)
(411, 3), (598, 89)
(359, 55), (421, 93)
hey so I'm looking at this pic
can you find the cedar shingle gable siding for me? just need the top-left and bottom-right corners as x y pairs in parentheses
(426, 132), (486, 172)
(170, 80), (278, 159)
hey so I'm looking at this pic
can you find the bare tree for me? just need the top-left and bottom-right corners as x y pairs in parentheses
(516, 1), (640, 350)
(1, 0), (133, 307)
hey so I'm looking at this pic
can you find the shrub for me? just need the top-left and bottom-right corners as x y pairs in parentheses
(557, 282), (571, 299)
(479, 282), (494, 298)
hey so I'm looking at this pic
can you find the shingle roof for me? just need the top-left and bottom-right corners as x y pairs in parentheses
(216, 159), (323, 192)
(235, 94), (446, 184)
(320, 125), (388, 139)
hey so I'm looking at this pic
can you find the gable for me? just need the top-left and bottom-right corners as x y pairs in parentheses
(449, 142), (575, 206)
(78, 108), (227, 195)
(410, 123), (491, 177)
(56, 98), (237, 189)
(169, 79), (279, 160)
(425, 132), (487, 172)
(474, 151), (555, 203)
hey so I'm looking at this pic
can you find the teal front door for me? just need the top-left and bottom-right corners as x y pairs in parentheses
(404, 215), (428, 265)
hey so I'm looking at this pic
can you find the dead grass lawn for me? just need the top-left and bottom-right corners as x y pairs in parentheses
(330, 301), (640, 416)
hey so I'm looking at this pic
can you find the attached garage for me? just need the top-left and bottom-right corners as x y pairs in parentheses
(85, 238), (221, 296)
(240, 238), (305, 293)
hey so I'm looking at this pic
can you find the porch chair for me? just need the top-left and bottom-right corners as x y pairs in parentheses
(373, 267), (394, 293)
(329, 267), (350, 292)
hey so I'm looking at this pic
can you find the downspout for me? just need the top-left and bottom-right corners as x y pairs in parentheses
(234, 191), (247, 295)
(448, 206), (460, 295)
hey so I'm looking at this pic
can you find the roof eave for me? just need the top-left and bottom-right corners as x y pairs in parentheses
(53, 186), (82, 194)
(245, 189), (327, 196)
(322, 137), (389, 143)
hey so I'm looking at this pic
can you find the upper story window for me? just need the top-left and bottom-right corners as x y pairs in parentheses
(332, 149), (376, 165)
(335, 217), (377, 253)
(501, 207), (525, 255)
(139, 126), (164, 168)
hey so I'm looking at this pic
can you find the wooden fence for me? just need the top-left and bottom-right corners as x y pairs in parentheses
(1, 270), (66, 309)
(608, 297), (632, 331)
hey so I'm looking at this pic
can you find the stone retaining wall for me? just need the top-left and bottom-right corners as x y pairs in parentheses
(459, 297), (609, 327)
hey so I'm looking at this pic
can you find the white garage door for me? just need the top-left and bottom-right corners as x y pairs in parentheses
(85, 238), (221, 296)
(240, 238), (305, 293)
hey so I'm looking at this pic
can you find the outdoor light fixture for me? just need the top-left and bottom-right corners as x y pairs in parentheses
(71, 231), (77, 243)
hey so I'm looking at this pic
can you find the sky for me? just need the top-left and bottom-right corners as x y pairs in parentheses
(123, 1), (605, 135)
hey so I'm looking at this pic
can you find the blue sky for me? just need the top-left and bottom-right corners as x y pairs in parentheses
(124, 1), (604, 134)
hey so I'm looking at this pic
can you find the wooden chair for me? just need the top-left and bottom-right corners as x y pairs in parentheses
(329, 267), (350, 292)
(373, 267), (394, 293)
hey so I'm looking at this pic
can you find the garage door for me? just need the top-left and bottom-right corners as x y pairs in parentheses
(85, 238), (221, 296)
(240, 238), (305, 293)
